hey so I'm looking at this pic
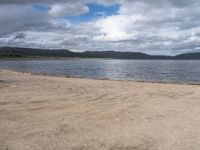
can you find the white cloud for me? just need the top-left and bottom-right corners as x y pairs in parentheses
(93, 14), (145, 41)
(49, 3), (89, 17)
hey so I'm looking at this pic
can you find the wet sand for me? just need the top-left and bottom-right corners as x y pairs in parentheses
(1, 69), (200, 150)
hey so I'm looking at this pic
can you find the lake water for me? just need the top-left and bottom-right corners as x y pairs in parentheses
(0, 59), (200, 84)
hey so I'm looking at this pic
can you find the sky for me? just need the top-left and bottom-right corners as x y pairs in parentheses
(0, 0), (200, 55)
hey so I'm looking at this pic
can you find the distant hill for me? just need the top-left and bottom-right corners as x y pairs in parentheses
(174, 53), (200, 60)
(0, 46), (200, 60)
(0, 47), (78, 58)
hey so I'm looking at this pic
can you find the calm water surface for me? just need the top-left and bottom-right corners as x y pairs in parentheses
(0, 59), (200, 84)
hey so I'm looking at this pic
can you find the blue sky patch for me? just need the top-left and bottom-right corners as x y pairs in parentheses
(63, 3), (120, 24)
(32, 3), (119, 24)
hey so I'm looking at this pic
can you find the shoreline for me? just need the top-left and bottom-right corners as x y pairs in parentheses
(1, 68), (200, 86)
(1, 69), (200, 149)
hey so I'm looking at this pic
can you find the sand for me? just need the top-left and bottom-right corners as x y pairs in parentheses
(0, 69), (200, 150)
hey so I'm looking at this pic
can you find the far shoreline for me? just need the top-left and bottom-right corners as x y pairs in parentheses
(1, 57), (200, 61)
(0, 57), (115, 61)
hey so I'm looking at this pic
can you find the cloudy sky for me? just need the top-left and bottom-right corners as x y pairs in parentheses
(0, 0), (200, 55)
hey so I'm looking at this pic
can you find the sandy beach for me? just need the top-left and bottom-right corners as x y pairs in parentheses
(1, 69), (200, 150)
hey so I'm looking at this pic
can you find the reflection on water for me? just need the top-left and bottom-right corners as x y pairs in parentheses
(0, 59), (200, 84)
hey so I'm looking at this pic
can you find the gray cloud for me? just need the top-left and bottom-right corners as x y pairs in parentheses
(15, 33), (26, 39)
(0, 5), (52, 35)
(0, 0), (117, 5)
(0, 0), (70, 4)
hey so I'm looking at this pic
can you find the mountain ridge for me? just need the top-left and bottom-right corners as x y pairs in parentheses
(0, 46), (200, 60)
